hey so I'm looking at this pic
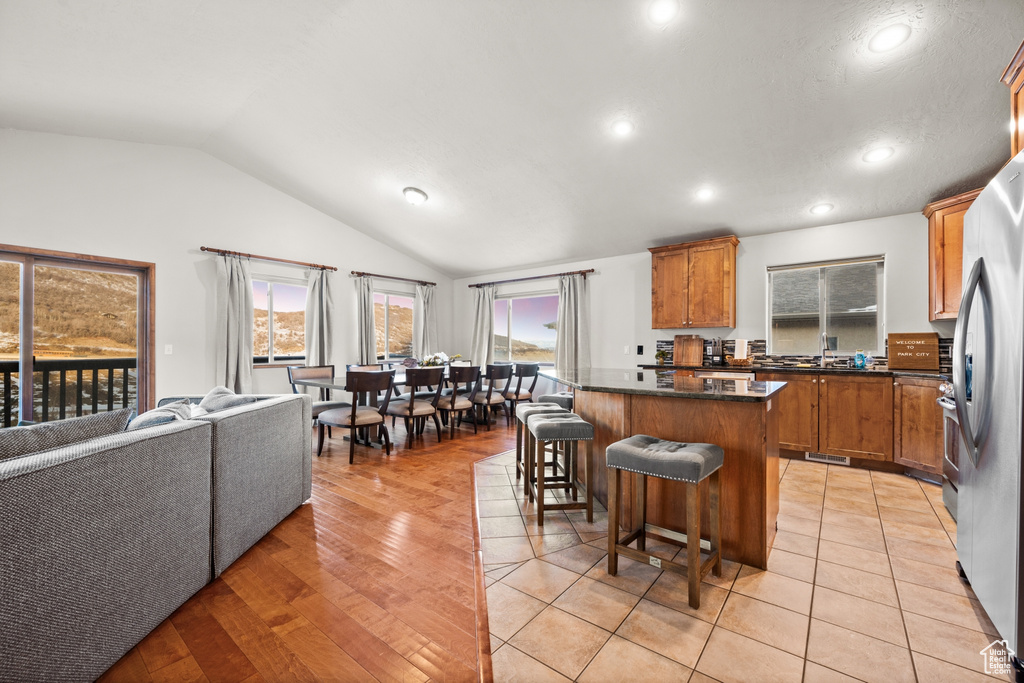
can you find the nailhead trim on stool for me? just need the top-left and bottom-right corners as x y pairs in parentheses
(606, 434), (723, 610)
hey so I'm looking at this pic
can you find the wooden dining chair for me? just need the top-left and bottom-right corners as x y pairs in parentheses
(438, 365), (480, 437)
(504, 362), (540, 416)
(286, 365), (351, 438)
(385, 367), (444, 447)
(316, 370), (395, 463)
(472, 364), (513, 430)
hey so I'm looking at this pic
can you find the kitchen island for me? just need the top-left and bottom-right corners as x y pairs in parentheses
(540, 367), (787, 569)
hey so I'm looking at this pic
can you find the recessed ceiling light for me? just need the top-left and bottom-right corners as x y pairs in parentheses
(862, 146), (894, 163)
(810, 203), (834, 215)
(868, 23), (911, 53)
(695, 186), (715, 201)
(648, 0), (679, 25)
(612, 119), (635, 136)
(403, 187), (428, 205)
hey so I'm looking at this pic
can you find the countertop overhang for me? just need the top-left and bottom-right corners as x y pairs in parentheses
(540, 367), (786, 403)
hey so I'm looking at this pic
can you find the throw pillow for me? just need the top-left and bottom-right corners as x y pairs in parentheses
(0, 407), (133, 461)
(198, 386), (257, 413)
(126, 399), (192, 432)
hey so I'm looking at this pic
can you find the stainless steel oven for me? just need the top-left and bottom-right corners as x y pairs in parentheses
(938, 393), (961, 521)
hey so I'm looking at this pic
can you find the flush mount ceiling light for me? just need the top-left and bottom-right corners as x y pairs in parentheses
(611, 119), (635, 136)
(648, 0), (679, 25)
(868, 23), (911, 52)
(810, 203), (834, 215)
(695, 186), (715, 201)
(862, 146), (895, 163)
(403, 187), (428, 205)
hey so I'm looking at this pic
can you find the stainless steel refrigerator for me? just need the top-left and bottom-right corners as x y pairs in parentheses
(956, 148), (1024, 658)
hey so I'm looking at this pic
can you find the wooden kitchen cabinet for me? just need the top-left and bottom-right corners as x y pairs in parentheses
(818, 375), (893, 461)
(649, 235), (738, 329)
(1002, 38), (1024, 158)
(893, 377), (945, 474)
(756, 372), (818, 452)
(924, 189), (982, 321)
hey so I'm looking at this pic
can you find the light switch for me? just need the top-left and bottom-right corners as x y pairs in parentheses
(623, 345), (629, 355)
(164, 344), (173, 355)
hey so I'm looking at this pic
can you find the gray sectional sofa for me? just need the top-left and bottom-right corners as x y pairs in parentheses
(0, 393), (311, 683)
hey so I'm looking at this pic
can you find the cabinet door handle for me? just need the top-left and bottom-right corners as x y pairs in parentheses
(812, 379), (817, 383)
(820, 379), (825, 384)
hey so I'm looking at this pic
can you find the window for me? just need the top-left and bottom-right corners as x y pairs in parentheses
(493, 294), (559, 363)
(374, 292), (413, 360)
(768, 257), (884, 356)
(0, 246), (154, 426)
(253, 279), (306, 363)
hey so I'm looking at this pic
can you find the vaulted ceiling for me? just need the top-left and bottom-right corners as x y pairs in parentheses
(1, 1), (1021, 277)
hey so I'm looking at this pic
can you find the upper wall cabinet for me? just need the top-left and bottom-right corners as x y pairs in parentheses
(649, 235), (739, 329)
(923, 189), (982, 321)
(1002, 38), (1024, 158)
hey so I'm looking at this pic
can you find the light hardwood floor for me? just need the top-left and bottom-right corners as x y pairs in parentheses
(99, 418), (515, 683)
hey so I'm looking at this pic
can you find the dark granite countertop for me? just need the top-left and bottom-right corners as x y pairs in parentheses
(638, 364), (949, 381)
(540, 367), (787, 403)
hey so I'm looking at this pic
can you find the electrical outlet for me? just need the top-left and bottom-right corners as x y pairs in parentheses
(637, 345), (644, 355)
(164, 344), (173, 355)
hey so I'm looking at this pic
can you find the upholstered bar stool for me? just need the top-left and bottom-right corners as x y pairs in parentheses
(527, 413), (595, 525)
(537, 391), (574, 410)
(606, 435), (723, 609)
(515, 403), (569, 495)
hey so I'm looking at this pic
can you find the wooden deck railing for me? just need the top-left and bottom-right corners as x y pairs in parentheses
(0, 357), (136, 427)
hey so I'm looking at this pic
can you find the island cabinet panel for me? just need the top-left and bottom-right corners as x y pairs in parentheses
(893, 377), (944, 474)
(818, 375), (893, 461)
(756, 372), (818, 452)
(649, 235), (738, 329)
(651, 250), (688, 328)
(575, 388), (779, 569)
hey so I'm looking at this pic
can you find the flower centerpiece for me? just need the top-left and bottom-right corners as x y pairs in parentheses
(421, 352), (461, 367)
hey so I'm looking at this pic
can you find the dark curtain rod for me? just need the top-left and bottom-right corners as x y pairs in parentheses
(200, 246), (337, 271)
(350, 271), (437, 287)
(469, 268), (595, 288)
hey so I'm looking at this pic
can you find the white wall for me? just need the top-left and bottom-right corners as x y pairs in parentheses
(451, 212), (955, 367)
(0, 129), (453, 398)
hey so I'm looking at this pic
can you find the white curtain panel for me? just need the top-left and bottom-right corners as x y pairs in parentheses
(355, 275), (377, 364)
(214, 254), (254, 393)
(470, 284), (495, 367)
(413, 284), (438, 359)
(555, 273), (591, 373)
(305, 269), (334, 367)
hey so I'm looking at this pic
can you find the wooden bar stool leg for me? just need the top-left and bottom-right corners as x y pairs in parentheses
(686, 480), (702, 609)
(536, 439), (546, 525)
(607, 466), (619, 575)
(585, 441), (594, 523)
(710, 469), (722, 577)
(636, 473), (647, 552)
(525, 431), (535, 502)
(515, 419), (523, 482)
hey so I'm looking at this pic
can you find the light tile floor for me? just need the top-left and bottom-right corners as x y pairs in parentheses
(477, 451), (1011, 682)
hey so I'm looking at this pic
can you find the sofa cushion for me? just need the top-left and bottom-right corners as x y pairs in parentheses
(199, 386), (257, 413)
(0, 408), (133, 461)
(127, 399), (192, 431)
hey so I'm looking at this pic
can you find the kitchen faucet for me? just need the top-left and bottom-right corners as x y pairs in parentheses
(819, 332), (833, 368)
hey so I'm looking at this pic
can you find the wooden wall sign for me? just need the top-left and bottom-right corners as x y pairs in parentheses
(887, 333), (940, 370)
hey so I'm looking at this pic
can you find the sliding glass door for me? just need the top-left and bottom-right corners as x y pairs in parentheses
(0, 247), (154, 426)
